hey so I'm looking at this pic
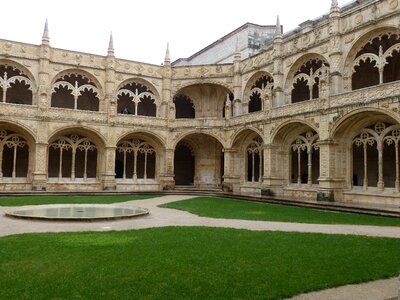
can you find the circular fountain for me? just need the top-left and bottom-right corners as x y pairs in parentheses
(5, 204), (149, 221)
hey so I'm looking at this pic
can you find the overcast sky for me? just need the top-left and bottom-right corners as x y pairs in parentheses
(2, 0), (347, 65)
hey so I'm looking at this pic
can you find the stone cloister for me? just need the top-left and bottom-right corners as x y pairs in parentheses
(0, 0), (399, 206)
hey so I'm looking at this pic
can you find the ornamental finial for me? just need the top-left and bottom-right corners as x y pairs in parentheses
(164, 42), (171, 64)
(108, 32), (114, 56)
(42, 19), (50, 45)
(274, 15), (282, 38)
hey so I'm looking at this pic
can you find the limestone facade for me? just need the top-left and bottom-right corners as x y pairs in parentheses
(0, 0), (400, 206)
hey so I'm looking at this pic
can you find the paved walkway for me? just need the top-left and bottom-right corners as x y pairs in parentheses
(1, 195), (399, 299)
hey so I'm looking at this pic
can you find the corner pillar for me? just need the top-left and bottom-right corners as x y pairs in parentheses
(102, 146), (116, 190)
(317, 139), (343, 202)
(222, 148), (240, 192)
(160, 148), (175, 190)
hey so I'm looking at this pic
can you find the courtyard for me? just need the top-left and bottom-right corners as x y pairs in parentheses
(0, 194), (399, 299)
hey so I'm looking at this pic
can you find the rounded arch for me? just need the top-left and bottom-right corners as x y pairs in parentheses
(243, 71), (274, 102)
(50, 68), (104, 98)
(230, 127), (264, 148)
(172, 130), (226, 150)
(115, 130), (166, 149)
(117, 77), (161, 100)
(173, 83), (232, 119)
(173, 80), (233, 96)
(0, 121), (34, 179)
(48, 125), (106, 147)
(343, 26), (400, 77)
(330, 108), (400, 140)
(173, 131), (224, 187)
(114, 130), (163, 181)
(0, 120), (36, 146)
(284, 53), (329, 92)
(271, 119), (319, 144)
(0, 59), (37, 92)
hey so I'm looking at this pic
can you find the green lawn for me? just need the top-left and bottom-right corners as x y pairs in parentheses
(0, 227), (399, 299)
(160, 197), (400, 227)
(0, 194), (160, 206)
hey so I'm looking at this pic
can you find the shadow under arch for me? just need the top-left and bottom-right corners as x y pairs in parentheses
(116, 77), (161, 100)
(283, 53), (329, 92)
(173, 131), (224, 187)
(230, 127), (264, 149)
(331, 108), (400, 191)
(0, 120), (36, 145)
(330, 107), (400, 140)
(271, 119), (319, 144)
(342, 26), (400, 78)
(50, 68), (104, 98)
(0, 59), (37, 92)
(0, 120), (37, 180)
(173, 83), (232, 119)
(48, 125), (106, 147)
(243, 70), (274, 101)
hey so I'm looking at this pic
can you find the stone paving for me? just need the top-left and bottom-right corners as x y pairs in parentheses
(1, 194), (399, 299)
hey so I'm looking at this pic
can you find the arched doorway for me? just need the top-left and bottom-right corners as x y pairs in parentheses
(174, 142), (194, 185)
(174, 133), (224, 188)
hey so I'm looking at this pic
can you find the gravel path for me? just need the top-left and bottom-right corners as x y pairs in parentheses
(1, 194), (399, 299)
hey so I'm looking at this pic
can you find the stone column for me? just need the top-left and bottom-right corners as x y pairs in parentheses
(102, 146), (116, 190)
(317, 139), (342, 202)
(262, 144), (284, 187)
(105, 36), (116, 120)
(162, 44), (173, 120)
(32, 142), (48, 191)
(222, 148), (240, 192)
(328, 2), (343, 96)
(233, 44), (242, 116)
(272, 16), (284, 107)
(159, 148), (175, 190)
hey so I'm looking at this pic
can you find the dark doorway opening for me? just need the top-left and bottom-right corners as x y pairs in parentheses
(174, 143), (194, 185)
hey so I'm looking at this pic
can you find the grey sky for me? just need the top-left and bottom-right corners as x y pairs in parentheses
(2, 0), (345, 64)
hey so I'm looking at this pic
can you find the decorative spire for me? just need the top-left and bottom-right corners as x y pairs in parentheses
(164, 42), (170, 64)
(274, 15), (282, 38)
(330, 0), (340, 13)
(42, 19), (50, 45)
(107, 32), (114, 56)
